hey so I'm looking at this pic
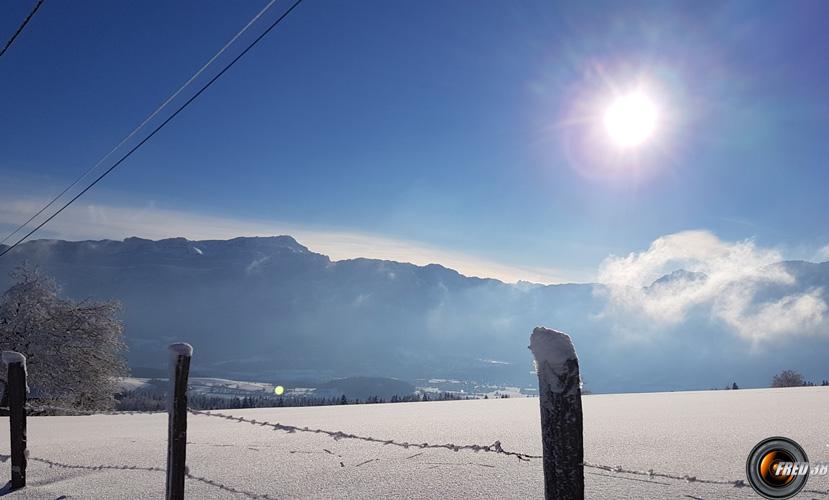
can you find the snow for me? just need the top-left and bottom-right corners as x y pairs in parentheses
(1, 352), (28, 393)
(529, 327), (577, 368)
(1, 351), (26, 366)
(476, 358), (511, 365)
(529, 327), (579, 397)
(1, 387), (828, 499)
(117, 377), (276, 395)
(185, 377), (272, 393)
(168, 343), (193, 358)
(116, 377), (152, 392)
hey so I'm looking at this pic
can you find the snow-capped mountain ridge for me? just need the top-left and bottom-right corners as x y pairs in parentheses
(1, 236), (827, 393)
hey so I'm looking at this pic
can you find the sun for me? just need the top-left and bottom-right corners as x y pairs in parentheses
(603, 91), (659, 148)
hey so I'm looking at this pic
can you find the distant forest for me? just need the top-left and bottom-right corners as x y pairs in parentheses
(115, 388), (504, 412)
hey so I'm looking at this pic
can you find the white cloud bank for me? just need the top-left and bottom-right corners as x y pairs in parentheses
(598, 230), (828, 342)
(0, 197), (582, 284)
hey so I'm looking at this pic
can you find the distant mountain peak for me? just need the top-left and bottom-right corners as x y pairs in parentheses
(119, 235), (312, 254)
(226, 235), (309, 251)
(648, 269), (708, 288)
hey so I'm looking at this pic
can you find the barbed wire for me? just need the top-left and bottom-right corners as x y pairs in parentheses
(188, 408), (542, 461)
(26, 455), (164, 473)
(5, 451), (828, 498)
(7, 405), (828, 496)
(0, 453), (277, 499)
(581, 461), (747, 487)
(184, 470), (278, 499)
(582, 463), (828, 496)
(188, 407), (796, 492)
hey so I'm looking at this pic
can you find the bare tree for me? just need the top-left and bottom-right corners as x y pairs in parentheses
(0, 265), (127, 410)
(771, 369), (805, 388)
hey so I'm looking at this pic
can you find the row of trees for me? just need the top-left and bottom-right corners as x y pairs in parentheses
(771, 369), (829, 388)
(117, 388), (472, 412)
(719, 371), (829, 391)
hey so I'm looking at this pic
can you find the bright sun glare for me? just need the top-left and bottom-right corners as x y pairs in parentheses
(603, 91), (659, 149)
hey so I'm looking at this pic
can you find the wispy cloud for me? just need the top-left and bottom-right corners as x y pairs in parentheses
(816, 244), (829, 263)
(597, 230), (828, 342)
(0, 196), (584, 284)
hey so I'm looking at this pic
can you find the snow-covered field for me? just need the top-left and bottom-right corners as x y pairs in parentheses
(118, 377), (276, 395)
(2, 387), (828, 499)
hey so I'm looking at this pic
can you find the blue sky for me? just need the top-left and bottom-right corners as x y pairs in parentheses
(2, 0), (828, 283)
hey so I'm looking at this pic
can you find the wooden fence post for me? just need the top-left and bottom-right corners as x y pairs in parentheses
(529, 327), (584, 500)
(3, 351), (28, 490)
(166, 343), (192, 500)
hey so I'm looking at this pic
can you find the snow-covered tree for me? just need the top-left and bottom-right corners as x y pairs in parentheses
(0, 265), (127, 410)
(771, 370), (805, 388)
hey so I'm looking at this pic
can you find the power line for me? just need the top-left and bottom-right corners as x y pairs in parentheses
(0, 0), (45, 59)
(0, 0), (304, 258)
(0, 0), (278, 247)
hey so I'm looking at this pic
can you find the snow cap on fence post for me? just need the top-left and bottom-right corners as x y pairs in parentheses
(168, 343), (193, 358)
(2, 351), (28, 393)
(529, 327), (584, 500)
(530, 329), (578, 391)
(2, 351), (27, 367)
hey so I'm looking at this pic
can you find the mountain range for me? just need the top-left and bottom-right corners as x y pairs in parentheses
(1, 236), (827, 393)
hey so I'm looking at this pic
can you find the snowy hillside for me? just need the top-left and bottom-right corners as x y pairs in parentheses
(2, 387), (827, 499)
(118, 376), (417, 401)
(118, 377), (276, 395)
